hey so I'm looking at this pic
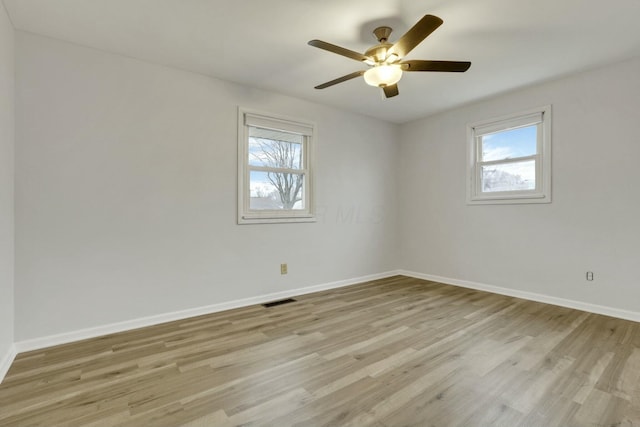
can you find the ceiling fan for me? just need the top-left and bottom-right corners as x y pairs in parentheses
(308, 14), (471, 98)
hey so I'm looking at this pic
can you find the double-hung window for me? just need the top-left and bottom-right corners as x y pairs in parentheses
(238, 108), (315, 224)
(467, 105), (551, 204)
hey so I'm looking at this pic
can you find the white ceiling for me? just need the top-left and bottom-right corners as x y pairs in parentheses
(4, 0), (640, 123)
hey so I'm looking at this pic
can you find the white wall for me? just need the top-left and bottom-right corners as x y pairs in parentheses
(14, 32), (399, 341)
(399, 58), (640, 313)
(0, 2), (15, 373)
(12, 27), (640, 346)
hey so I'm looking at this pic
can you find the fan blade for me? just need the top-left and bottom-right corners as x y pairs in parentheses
(401, 60), (471, 72)
(382, 84), (399, 98)
(314, 70), (365, 89)
(387, 15), (443, 59)
(308, 40), (371, 62)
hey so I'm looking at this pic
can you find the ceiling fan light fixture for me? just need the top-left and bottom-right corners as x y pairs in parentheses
(363, 64), (403, 87)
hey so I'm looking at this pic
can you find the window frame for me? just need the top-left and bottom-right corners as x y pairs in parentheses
(237, 107), (316, 224)
(466, 105), (552, 205)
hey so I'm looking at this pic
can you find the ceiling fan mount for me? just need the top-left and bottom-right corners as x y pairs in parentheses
(372, 26), (393, 43)
(308, 15), (471, 99)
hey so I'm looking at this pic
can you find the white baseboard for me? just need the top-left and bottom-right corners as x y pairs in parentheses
(15, 270), (401, 354)
(0, 343), (17, 384)
(399, 270), (640, 323)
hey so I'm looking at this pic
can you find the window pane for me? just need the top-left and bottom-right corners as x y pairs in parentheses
(248, 126), (303, 169)
(481, 160), (535, 193)
(481, 125), (537, 162)
(249, 170), (305, 210)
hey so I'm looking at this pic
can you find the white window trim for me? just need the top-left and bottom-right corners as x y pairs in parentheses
(238, 107), (316, 224)
(466, 105), (552, 205)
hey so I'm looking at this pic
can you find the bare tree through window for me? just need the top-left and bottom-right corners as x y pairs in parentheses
(249, 136), (304, 209)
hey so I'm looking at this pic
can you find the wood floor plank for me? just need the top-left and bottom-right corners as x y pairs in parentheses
(1, 276), (640, 426)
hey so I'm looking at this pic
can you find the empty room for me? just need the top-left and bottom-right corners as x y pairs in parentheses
(1, 0), (640, 426)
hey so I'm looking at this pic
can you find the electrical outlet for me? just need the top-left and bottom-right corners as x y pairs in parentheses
(280, 263), (288, 275)
(586, 271), (594, 281)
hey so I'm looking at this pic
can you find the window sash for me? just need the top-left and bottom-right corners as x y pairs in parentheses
(247, 131), (308, 173)
(477, 158), (539, 196)
(246, 170), (308, 212)
(245, 132), (309, 214)
(476, 123), (542, 163)
(475, 122), (542, 196)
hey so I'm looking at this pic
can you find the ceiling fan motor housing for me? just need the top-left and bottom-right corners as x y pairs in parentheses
(365, 43), (393, 63)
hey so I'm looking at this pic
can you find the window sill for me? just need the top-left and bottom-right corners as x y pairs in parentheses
(467, 193), (551, 205)
(238, 215), (317, 225)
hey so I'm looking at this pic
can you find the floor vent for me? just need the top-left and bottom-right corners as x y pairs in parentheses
(262, 298), (297, 308)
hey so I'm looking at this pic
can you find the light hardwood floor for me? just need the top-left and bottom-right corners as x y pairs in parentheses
(1, 276), (640, 426)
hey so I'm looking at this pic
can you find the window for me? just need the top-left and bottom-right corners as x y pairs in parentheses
(467, 105), (551, 204)
(238, 108), (315, 224)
